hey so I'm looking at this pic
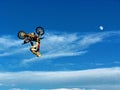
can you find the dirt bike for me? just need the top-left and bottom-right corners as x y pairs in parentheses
(17, 26), (44, 57)
(17, 26), (44, 40)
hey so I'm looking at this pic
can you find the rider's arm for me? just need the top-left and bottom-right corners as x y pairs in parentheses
(22, 37), (30, 45)
(22, 40), (28, 45)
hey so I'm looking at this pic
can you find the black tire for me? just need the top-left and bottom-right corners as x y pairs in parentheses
(18, 31), (26, 40)
(36, 26), (44, 35)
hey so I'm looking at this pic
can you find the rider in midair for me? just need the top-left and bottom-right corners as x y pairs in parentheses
(23, 30), (44, 57)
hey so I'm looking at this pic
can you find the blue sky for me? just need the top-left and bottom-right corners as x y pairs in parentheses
(0, 0), (120, 90)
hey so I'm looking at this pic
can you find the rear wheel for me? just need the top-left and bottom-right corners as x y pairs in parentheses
(36, 26), (44, 35)
(18, 31), (26, 39)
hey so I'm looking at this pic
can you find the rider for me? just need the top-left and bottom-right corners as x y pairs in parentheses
(23, 32), (43, 57)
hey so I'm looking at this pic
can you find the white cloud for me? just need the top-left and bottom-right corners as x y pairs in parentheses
(79, 34), (103, 47)
(23, 31), (120, 63)
(0, 35), (28, 57)
(42, 88), (99, 90)
(22, 51), (87, 63)
(0, 67), (120, 89)
(0, 31), (120, 62)
(41, 33), (78, 52)
(56, 88), (86, 90)
(0, 47), (28, 57)
(78, 31), (117, 48)
(83, 31), (120, 46)
(9, 88), (28, 90)
(0, 35), (22, 48)
(51, 88), (83, 90)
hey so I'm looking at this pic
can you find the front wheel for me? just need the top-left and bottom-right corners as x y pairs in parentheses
(17, 31), (26, 39)
(36, 26), (44, 35)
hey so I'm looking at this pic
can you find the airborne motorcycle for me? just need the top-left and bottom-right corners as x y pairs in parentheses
(17, 26), (44, 57)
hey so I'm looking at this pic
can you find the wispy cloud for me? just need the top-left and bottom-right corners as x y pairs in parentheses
(0, 47), (28, 57)
(50, 88), (85, 90)
(78, 31), (120, 48)
(0, 35), (28, 57)
(0, 67), (120, 89)
(23, 31), (120, 63)
(0, 35), (22, 49)
(22, 51), (87, 63)
(0, 31), (120, 62)
(9, 88), (28, 90)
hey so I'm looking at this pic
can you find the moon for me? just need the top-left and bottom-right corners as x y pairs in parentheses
(99, 26), (104, 30)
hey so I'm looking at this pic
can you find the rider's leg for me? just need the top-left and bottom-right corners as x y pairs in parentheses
(30, 42), (41, 57)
